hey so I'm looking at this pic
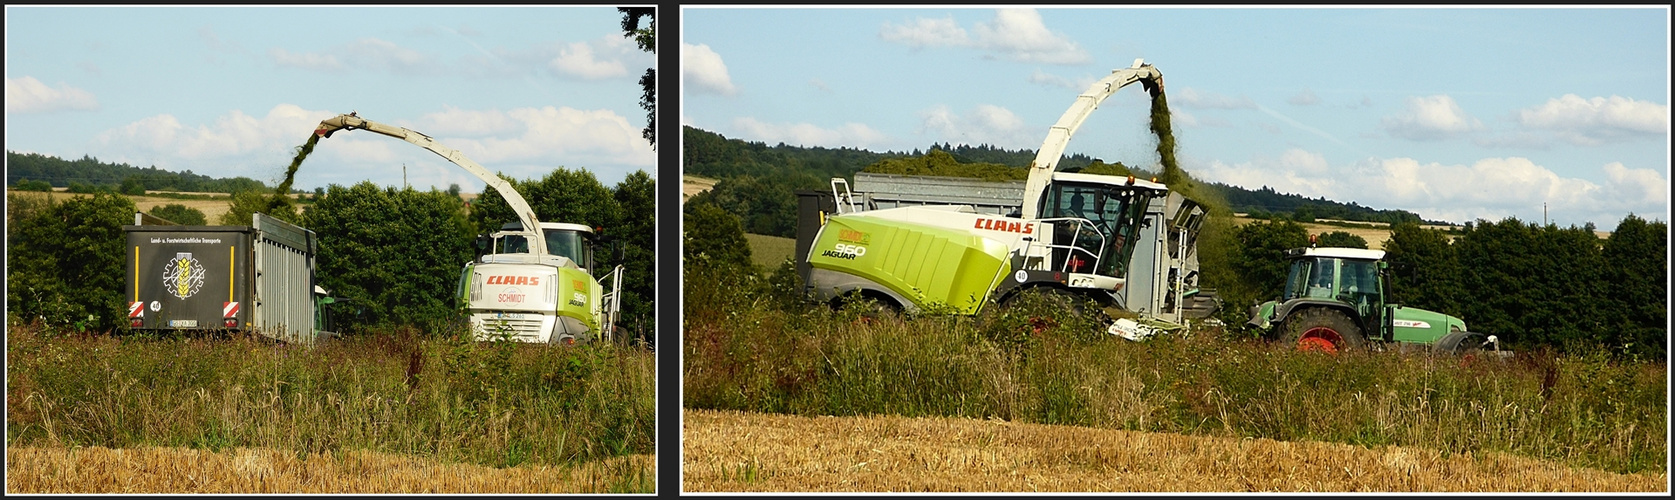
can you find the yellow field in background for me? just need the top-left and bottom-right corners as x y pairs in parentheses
(682, 409), (1666, 493)
(6, 446), (654, 494)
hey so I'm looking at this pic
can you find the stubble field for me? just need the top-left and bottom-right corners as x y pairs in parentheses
(682, 409), (1667, 493)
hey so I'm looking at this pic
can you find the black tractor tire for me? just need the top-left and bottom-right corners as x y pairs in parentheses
(1279, 307), (1366, 353)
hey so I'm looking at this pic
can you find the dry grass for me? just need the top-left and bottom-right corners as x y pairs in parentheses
(682, 409), (1667, 493)
(6, 446), (654, 494)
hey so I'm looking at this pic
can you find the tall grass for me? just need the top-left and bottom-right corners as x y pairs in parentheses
(683, 265), (1666, 475)
(6, 320), (655, 476)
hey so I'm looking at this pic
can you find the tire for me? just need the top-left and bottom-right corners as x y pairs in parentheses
(1002, 287), (1095, 315)
(999, 287), (1109, 337)
(1280, 307), (1366, 354)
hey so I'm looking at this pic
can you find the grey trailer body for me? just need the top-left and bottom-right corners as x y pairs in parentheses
(852, 172), (1023, 215)
(123, 212), (319, 343)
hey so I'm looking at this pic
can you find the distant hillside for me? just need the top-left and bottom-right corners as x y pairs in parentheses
(682, 126), (1445, 227)
(6, 151), (273, 194)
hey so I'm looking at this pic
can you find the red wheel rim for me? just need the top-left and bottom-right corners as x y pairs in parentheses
(1298, 327), (1342, 354)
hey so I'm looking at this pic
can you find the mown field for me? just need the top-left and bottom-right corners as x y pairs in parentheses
(683, 409), (1665, 492)
(5, 321), (656, 493)
(683, 263), (1667, 492)
(7, 445), (652, 494)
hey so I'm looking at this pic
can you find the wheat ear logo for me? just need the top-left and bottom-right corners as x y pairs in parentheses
(163, 252), (206, 299)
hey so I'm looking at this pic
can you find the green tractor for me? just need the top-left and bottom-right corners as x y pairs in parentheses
(1246, 246), (1506, 356)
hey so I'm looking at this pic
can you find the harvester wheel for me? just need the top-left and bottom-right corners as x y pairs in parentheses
(838, 292), (899, 324)
(1280, 308), (1365, 354)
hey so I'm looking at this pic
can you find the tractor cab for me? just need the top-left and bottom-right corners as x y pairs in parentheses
(1035, 173), (1163, 278)
(1280, 247), (1388, 333)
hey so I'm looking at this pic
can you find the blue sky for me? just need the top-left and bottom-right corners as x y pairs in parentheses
(681, 6), (1669, 231)
(6, 5), (656, 194)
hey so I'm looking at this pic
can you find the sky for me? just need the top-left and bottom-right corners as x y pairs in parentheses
(681, 6), (1670, 231)
(5, 5), (656, 195)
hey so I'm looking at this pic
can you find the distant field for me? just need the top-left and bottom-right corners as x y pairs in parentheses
(6, 188), (296, 225)
(683, 175), (717, 203)
(682, 409), (1666, 493)
(744, 233), (796, 270)
(1230, 216), (1404, 250)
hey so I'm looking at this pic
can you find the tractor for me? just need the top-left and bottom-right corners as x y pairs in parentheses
(1246, 245), (1506, 356)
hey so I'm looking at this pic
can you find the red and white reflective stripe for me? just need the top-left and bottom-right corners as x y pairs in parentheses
(223, 302), (240, 318)
(129, 302), (144, 318)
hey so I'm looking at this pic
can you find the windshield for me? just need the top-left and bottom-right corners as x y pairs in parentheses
(1044, 182), (1153, 278)
(1283, 257), (1381, 308)
(543, 229), (591, 270)
(493, 229), (594, 270)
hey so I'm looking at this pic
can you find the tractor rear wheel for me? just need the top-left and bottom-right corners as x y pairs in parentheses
(1280, 308), (1365, 354)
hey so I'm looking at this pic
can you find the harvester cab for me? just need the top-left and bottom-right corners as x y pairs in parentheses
(1248, 246), (1506, 357)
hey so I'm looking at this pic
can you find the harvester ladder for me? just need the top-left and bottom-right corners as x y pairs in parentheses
(601, 264), (626, 342)
(831, 178), (859, 214)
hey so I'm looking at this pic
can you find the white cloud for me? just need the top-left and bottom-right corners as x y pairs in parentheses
(682, 43), (737, 96)
(810, 78), (832, 93)
(271, 38), (438, 75)
(549, 41), (628, 80)
(94, 104), (332, 162)
(1026, 69), (1095, 91)
(1288, 88), (1320, 106)
(1200, 150), (1665, 229)
(410, 106), (522, 137)
(880, 9), (1089, 65)
(917, 104), (1037, 149)
(342, 38), (437, 75)
(1380, 94), (1483, 141)
(1171, 87), (1256, 110)
(443, 106), (655, 170)
(5, 76), (99, 113)
(269, 47), (345, 72)
(879, 15), (969, 48)
(970, 9), (1090, 65)
(731, 117), (889, 150)
(83, 104), (651, 191)
(1600, 162), (1670, 210)
(1516, 94), (1668, 146)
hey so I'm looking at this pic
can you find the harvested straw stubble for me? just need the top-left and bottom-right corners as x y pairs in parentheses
(681, 409), (1666, 493)
(5, 446), (654, 494)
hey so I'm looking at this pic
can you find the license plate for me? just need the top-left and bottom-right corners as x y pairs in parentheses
(168, 320), (198, 327)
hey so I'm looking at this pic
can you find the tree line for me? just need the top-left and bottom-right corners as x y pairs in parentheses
(6, 168), (656, 348)
(6, 151), (274, 194)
